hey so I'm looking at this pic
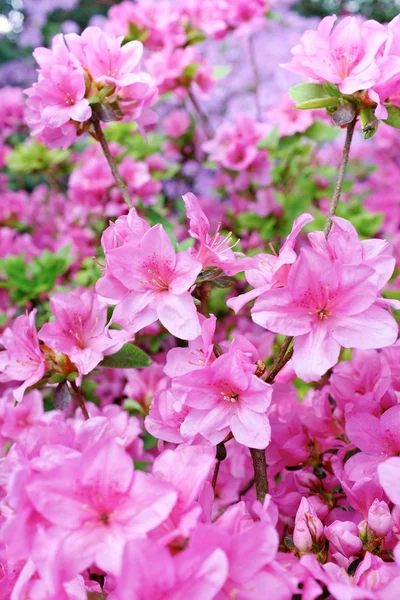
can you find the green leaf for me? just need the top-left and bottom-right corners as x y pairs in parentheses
(212, 65), (232, 80)
(288, 82), (339, 110)
(304, 121), (341, 143)
(360, 106), (379, 139)
(143, 431), (158, 450)
(185, 27), (206, 45)
(182, 63), (199, 80)
(257, 127), (280, 150)
(99, 344), (152, 369)
(295, 97), (339, 110)
(134, 461), (151, 472)
(383, 104), (400, 128)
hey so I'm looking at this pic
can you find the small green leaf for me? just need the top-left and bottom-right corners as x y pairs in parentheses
(212, 65), (232, 80)
(99, 344), (152, 369)
(360, 106), (379, 139)
(143, 432), (158, 450)
(304, 121), (340, 142)
(186, 27), (206, 45)
(383, 104), (400, 128)
(257, 127), (280, 150)
(288, 82), (339, 110)
(134, 461), (151, 472)
(295, 97), (339, 110)
(182, 63), (199, 80)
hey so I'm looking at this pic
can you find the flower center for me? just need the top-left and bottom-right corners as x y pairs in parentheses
(317, 308), (331, 320)
(221, 390), (239, 403)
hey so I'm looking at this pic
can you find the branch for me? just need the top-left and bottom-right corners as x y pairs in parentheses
(264, 336), (293, 384)
(187, 87), (214, 139)
(91, 116), (133, 209)
(71, 381), (90, 420)
(248, 35), (262, 121)
(250, 448), (268, 502)
(323, 116), (357, 238)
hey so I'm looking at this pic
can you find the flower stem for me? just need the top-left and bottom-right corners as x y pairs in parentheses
(71, 381), (89, 420)
(248, 34), (262, 121)
(187, 87), (214, 139)
(264, 336), (293, 384)
(250, 448), (268, 502)
(323, 116), (357, 238)
(91, 116), (133, 209)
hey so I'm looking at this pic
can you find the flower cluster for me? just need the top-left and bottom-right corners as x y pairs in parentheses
(25, 27), (157, 148)
(284, 14), (400, 122)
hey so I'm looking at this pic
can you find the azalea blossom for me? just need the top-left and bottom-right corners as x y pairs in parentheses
(252, 247), (398, 381)
(175, 346), (272, 448)
(0, 310), (47, 402)
(283, 15), (388, 95)
(39, 288), (127, 375)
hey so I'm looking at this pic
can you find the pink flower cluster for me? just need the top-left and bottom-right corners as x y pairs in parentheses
(284, 14), (400, 119)
(25, 27), (157, 148)
(0, 288), (127, 401)
(230, 214), (399, 381)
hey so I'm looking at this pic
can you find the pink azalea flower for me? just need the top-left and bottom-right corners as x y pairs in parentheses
(0, 311), (47, 402)
(145, 388), (191, 444)
(108, 537), (228, 600)
(164, 314), (216, 378)
(103, 224), (202, 340)
(189, 502), (279, 598)
(378, 457), (400, 506)
(346, 405), (400, 460)
(369, 56), (400, 119)
(252, 247), (398, 382)
(39, 288), (126, 375)
(96, 208), (150, 304)
(151, 444), (215, 543)
(66, 27), (148, 88)
(25, 439), (177, 575)
(183, 192), (253, 275)
(163, 109), (191, 138)
(308, 216), (397, 290)
(283, 16), (388, 94)
(227, 212), (314, 314)
(267, 93), (315, 137)
(176, 346), (272, 449)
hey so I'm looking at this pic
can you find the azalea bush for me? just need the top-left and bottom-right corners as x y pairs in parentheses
(1, 2), (400, 599)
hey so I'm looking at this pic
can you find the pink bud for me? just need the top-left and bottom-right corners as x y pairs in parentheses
(325, 520), (363, 558)
(293, 497), (324, 553)
(368, 499), (393, 537)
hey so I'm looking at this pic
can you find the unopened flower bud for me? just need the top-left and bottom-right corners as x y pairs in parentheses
(326, 520), (363, 558)
(368, 499), (392, 538)
(293, 497), (324, 553)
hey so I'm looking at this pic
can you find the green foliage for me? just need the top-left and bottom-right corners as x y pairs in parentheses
(360, 106), (379, 139)
(99, 344), (152, 369)
(303, 121), (341, 142)
(6, 141), (70, 175)
(383, 105), (400, 129)
(74, 257), (103, 288)
(103, 123), (164, 160)
(288, 82), (339, 110)
(0, 247), (71, 306)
